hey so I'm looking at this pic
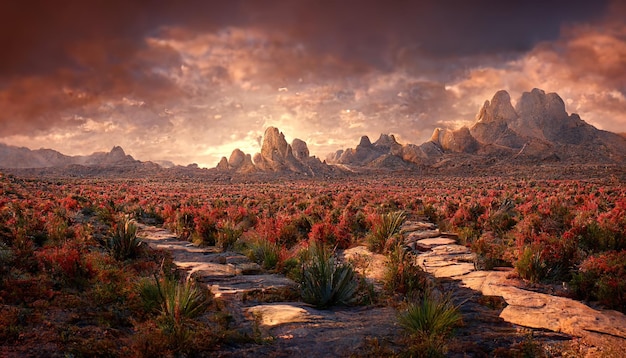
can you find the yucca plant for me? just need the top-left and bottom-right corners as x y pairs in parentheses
(156, 276), (209, 324)
(399, 292), (462, 357)
(106, 218), (142, 261)
(140, 274), (210, 324)
(138, 274), (210, 354)
(367, 210), (406, 253)
(398, 292), (462, 339)
(300, 242), (358, 309)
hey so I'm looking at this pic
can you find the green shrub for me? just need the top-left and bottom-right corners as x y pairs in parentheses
(399, 292), (462, 357)
(399, 293), (461, 337)
(246, 238), (280, 270)
(140, 274), (210, 322)
(106, 218), (143, 261)
(515, 246), (548, 283)
(216, 220), (243, 251)
(137, 274), (212, 356)
(472, 233), (514, 270)
(158, 277), (209, 323)
(367, 210), (406, 254)
(578, 221), (626, 253)
(300, 243), (358, 309)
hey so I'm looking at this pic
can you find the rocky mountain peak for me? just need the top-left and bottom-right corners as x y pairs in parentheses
(291, 138), (310, 161)
(357, 136), (372, 148)
(515, 88), (568, 122)
(430, 128), (443, 143)
(374, 134), (399, 148)
(216, 157), (229, 171)
(260, 127), (290, 161)
(228, 148), (247, 167)
(476, 90), (518, 123)
(108, 146), (127, 159)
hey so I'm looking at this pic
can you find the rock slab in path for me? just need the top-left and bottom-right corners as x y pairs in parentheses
(402, 220), (626, 355)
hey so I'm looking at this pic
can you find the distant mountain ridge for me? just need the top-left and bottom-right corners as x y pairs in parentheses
(2, 88), (625, 177)
(0, 144), (141, 169)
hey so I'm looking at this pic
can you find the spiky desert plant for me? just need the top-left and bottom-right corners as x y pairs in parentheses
(300, 242), (358, 309)
(138, 274), (211, 354)
(246, 237), (280, 270)
(367, 210), (406, 253)
(106, 218), (142, 261)
(156, 275), (209, 324)
(399, 292), (462, 339)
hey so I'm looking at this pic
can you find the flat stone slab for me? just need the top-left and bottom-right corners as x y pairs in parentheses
(412, 238), (626, 349)
(431, 262), (475, 277)
(342, 246), (387, 283)
(404, 229), (441, 242)
(401, 221), (436, 232)
(414, 237), (457, 251)
(247, 304), (323, 327)
(206, 274), (296, 297)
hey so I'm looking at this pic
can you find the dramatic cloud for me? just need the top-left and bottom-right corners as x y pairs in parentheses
(1, 0), (623, 167)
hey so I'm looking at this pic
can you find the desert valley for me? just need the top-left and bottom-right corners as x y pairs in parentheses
(1, 88), (626, 357)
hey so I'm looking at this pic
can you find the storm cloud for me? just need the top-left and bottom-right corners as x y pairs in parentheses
(1, 0), (623, 167)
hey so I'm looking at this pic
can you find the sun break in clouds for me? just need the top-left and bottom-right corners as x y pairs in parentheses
(0, 0), (623, 167)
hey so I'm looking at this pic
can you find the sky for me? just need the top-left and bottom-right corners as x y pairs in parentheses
(1, 0), (625, 168)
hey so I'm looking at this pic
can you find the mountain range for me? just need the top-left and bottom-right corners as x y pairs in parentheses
(1, 88), (625, 177)
(325, 88), (626, 170)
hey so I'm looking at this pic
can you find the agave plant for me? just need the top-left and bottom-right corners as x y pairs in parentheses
(300, 242), (358, 309)
(106, 218), (142, 261)
(367, 210), (406, 253)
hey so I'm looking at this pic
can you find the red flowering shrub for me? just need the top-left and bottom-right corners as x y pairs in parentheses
(570, 250), (626, 312)
(36, 242), (93, 287)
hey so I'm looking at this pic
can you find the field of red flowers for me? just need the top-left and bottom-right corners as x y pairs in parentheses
(1, 172), (624, 356)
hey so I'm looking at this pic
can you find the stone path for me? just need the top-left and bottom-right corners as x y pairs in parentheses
(137, 220), (626, 356)
(137, 224), (401, 357)
(402, 219), (626, 356)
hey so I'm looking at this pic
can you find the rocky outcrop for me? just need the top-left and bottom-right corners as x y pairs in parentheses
(469, 88), (626, 162)
(431, 127), (479, 153)
(210, 127), (331, 176)
(470, 91), (526, 148)
(291, 139), (310, 161)
(327, 134), (417, 169)
(327, 88), (626, 170)
(253, 127), (307, 173)
(216, 157), (229, 171)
